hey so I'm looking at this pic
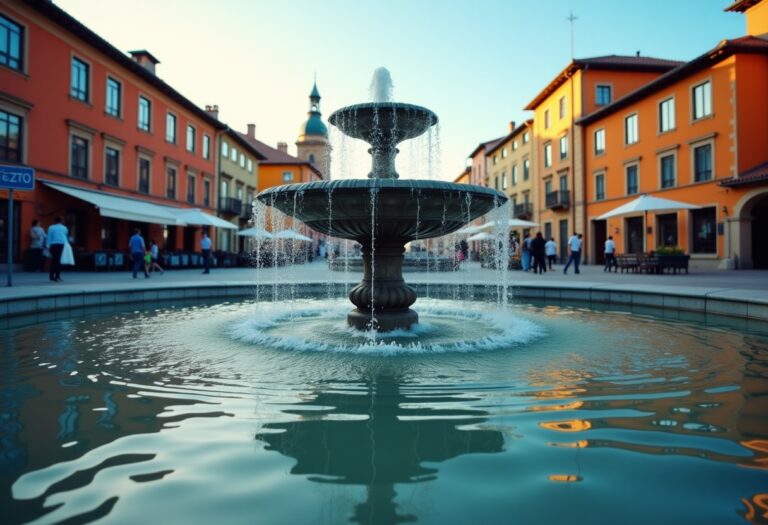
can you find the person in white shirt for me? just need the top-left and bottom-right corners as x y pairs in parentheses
(604, 236), (617, 272)
(29, 219), (46, 272)
(46, 216), (68, 282)
(563, 233), (583, 275)
(545, 237), (557, 270)
(200, 232), (212, 274)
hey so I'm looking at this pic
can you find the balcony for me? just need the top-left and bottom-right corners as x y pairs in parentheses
(513, 203), (533, 219)
(240, 201), (253, 220)
(219, 196), (242, 216)
(545, 190), (570, 210)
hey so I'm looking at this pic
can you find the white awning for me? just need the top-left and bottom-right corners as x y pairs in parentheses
(44, 181), (182, 225)
(168, 208), (238, 229)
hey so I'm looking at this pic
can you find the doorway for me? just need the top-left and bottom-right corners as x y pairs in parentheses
(626, 217), (644, 254)
(752, 195), (768, 269)
(593, 220), (607, 263)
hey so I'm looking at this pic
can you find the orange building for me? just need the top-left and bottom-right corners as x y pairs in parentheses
(0, 0), (230, 268)
(525, 56), (682, 260)
(579, 29), (768, 267)
(453, 166), (470, 185)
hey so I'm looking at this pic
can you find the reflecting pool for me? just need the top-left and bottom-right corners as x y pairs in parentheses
(2, 298), (768, 524)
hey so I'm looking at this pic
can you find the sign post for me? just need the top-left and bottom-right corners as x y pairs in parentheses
(1, 165), (36, 287)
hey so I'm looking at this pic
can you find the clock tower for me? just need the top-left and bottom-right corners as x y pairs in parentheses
(296, 82), (331, 180)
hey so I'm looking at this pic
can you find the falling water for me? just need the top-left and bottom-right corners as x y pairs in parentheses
(326, 188), (334, 301)
(369, 186), (378, 336)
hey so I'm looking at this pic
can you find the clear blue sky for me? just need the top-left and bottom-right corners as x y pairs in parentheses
(56, 0), (745, 181)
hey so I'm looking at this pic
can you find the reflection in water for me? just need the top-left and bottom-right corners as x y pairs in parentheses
(257, 374), (504, 524)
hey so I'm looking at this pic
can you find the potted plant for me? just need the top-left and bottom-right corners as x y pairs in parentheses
(653, 246), (690, 273)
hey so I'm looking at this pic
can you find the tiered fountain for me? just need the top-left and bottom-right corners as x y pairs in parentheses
(257, 69), (507, 331)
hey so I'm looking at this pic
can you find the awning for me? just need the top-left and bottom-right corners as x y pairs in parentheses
(169, 208), (238, 229)
(43, 180), (181, 225)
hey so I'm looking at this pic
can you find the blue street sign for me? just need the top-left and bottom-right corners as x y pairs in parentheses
(0, 165), (35, 191)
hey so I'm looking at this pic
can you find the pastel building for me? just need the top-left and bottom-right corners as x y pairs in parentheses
(0, 0), (234, 267)
(525, 55), (682, 259)
(578, 1), (768, 269)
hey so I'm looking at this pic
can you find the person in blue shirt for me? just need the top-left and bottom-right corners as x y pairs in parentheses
(129, 228), (149, 279)
(200, 231), (212, 274)
(46, 216), (68, 282)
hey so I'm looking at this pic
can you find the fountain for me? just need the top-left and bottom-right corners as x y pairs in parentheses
(257, 68), (507, 331)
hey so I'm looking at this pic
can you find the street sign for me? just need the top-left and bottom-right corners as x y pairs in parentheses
(0, 165), (35, 191)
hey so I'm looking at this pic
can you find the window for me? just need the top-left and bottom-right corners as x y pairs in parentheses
(71, 136), (88, 179)
(105, 77), (121, 117)
(203, 134), (211, 160)
(694, 143), (713, 182)
(625, 164), (638, 195)
(492, 155), (498, 166)
(660, 154), (675, 188)
(166, 166), (177, 199)
(501, 172), (507, 190)
(596, 84), (612, 106)
(559, 174), (568, 192)
(595, 173), (605, 201)
(186, 125), (196, 153)
(220, 179), (229, 198)
(659, 97), (675, 133)
(203, 179), (211, 207)
(494, 176), (499, 190)
(187, 174), (195, 203)
(691, 207), (716, 253)
(692, 81), (712, 120)
(511, 164), (518, 186)
(625, 113), (638, 145)
(308, 153), (315, 163)
(105, 147), (119, 186)
(512, 140), (518, 151)
(545, 179), (553, 195)
(166, 113), (177, 143)
(239, 153), (245, 168)
(501, 147), (508, 159)
(544, 109), (550, 129)
(523, 159), (530, 180)
(594, 128), (606, 155)
(559, 135), (568, 160)
(523, 132), (529, 144)
(283, 171), (293, 182)
(221, 140), (229, 157)
(138, 158), (150, 194)
(0, 14), (23, 71)
(247, 159), (253, 172)
(231, 146), (238, 162)
(543, 143), (552, 168)
(138, 96), (151, 131)
(0, 109), (22, 162)
(70, 57), (89, 102)
(559, 96), (566, 119)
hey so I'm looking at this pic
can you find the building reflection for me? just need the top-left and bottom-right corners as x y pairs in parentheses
(256, 374), (504, 525)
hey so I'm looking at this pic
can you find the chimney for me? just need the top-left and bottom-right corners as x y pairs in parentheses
(128, 50), (160, 75)
(277, 142), (288, 153)
(247, 123), (256, 138)
(508, 120), (516, 133)
(205, 105), (219, 120)
(636, 50), (641, 57)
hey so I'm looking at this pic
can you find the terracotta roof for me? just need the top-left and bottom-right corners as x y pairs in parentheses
(468, 136), (505, 159)
(25, 0), (226, 130)
(486, 119), (534, 156)
(225, 129), (266, 161)
(725, 0), (762, 12)
(524, 55), (684, 110)
(237, 132), (323, 179)
(577, 37), (768, 126)
(719, 161), (768, 187)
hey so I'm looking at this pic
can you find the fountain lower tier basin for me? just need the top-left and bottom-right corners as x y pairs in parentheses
(256, 179), (507, 242)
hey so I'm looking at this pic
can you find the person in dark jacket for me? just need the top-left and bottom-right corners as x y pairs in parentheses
(530, 232), (547, 274)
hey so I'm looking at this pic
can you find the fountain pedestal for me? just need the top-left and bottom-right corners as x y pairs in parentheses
(347, 240), (418, 331)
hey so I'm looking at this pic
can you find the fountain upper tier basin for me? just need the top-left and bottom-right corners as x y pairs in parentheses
(328, 102), (438, 145)
(256, 179), (507, 242)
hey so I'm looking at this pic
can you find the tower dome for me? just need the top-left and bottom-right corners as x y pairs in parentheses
(298, 82), (328, 139)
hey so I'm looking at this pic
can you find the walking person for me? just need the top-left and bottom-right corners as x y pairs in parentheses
(129, 228), (149, 279)
(29, 219), (46, 272)
(545, 237), (557, 270)
(563, 233), (583, 275)
(147, 240), (164, 274)
(521, 233), (532, 271)
(530, 232), (547, 274)
(46, 216), (68, 282)
(604, 236), (617, 272)
(201, 231), (212, 274)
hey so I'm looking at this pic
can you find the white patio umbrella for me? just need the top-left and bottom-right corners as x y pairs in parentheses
(596, 194), (701, 219)
(274, 229), (313, 242)
(172, 208), (239, 229)
(467, 231), (495, 242)
(456, 224), (487, 235)
(236, 227), (273, 239)
(480, 218), (539, 230)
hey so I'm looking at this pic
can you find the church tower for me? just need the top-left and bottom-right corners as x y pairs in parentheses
(296, 81), (331, 180)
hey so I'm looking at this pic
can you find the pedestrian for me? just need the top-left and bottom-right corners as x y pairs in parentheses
(563, 233), (583, 275)
(129, 228), (149, 279)
(148, 240), (164, 274)
(521, 233), (532, 271)
(29, 219), (46, 272)
(46, 216), (68, 282)
(201, 231), (212, 274)
(531, 232), (547, 274)
(545, 237), (557, 270)
(604, 235), (617, 272)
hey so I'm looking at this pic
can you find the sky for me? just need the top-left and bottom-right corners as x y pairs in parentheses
(55, 0), (746, 182)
